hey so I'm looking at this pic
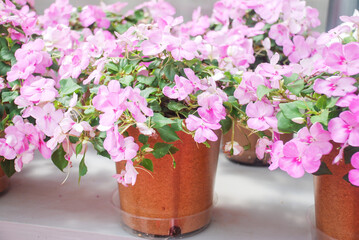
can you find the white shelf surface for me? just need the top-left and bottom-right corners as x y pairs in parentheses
(0, 148), (314, 239)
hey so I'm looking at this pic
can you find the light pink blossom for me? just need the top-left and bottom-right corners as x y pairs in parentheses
(246, 101), (277, 131)
(313, 76), (356, 97)
(349, 152), (359, 186)
(185, 115), (221, 143)
(324, 42), (359, 75)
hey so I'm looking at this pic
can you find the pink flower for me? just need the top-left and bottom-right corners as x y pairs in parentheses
(19, 77), (58, 104)
(255, 137), (272, 160)
(183, 68), (208, 91)
(113, 162), (139, 186)
(269, 24), (290, 46)
(163, 75), (194, 101)
(279, 139), (322, 178)
(167, 38), (197, 61)
(268, 140), (283, 171)
(29, 103), (64, 137)
(197, 92), (226, 124)
(349, 152), (359, 186)
(324, 42), (359, 75)
(136, 0), (175, 20)
(181, 7), (210, 36)
(42, 24), (72, 50)
(39, 0), (73, 28)
(224, 141), (244, 156)
(104, 126), (139, 162)
(0, 139), (16, 160)
(297, 122), (333, 155)
(328, 101), (359, 146)
(7, 39), (52, 81)
(234, 72), (268, 105)
(59, 49), (90, 79)
(313, 76), (356, 97)
(185, 115), (221, 143)
(246, 101), (277, 131)
(141, 30), (173, 56)
(79, 5), (110, 28)
(283, 36), (311, 63)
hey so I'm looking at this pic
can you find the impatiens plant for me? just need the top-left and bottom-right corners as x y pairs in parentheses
(228, 10), (359, 186)
(0, 0), (238, 186)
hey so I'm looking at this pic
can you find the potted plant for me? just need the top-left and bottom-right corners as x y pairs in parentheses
(228, 10), (359, 239)
(0, 0), (239, 237)
(182, 0), (320, 165)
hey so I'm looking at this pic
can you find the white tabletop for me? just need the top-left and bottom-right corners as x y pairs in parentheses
(0, 148), (314, 240)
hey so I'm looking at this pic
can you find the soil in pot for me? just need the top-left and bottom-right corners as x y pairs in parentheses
(116, 128), (221, 237)
(314, 144), (359, 240)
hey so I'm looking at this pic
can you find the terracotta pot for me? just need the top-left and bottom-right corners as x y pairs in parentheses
(116, 128), (220, 237)
(314, 145), (359, 240)
(0, 166), (9, 194)
(222, 125), (292, 166)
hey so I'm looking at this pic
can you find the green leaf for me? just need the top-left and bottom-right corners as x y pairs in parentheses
(137, 75), (156, 85)
(0, 159), (16, 177)
(60, 78), (82, 95)
(312, 162), (332, 176)
(326, 97), (339, 109)
(51, 146), (69, 172)
(119, 75), (134, 86)
(164, 64), (176, 81)
(148, 59), (161, 70)
(106, 62), (119, 73)
(84, 107), (95, 115)
(1, 91), (18, 103)
(283, 73), (299, 85)
(220, 116), (232, 135)
(140, 158), (153, 171)
(279, 102), (303, 119)
(0, 61), (11, 76)
(169, 146), (179, 154)
(138, 134), (149, 144)
(277, 111), (305, 133)
(91, 137), (111, 159)
(316, 95), (328, 109)
(295, 101), (314, 110)
(256, 85), (274, 100)
(157, 125), (180, 142)
(171, 119), (183, 131)
(78, 154), (88, 183)
(76, 143), (83, 156)
(140, 87), (157, 98)
(152, 113), (176, 128)
(310, 109), (329, 126)
(286, 79), (304, 96)
(152, 142), (172, 159)
(69, 136), (79, 144)
(167, 101), (187, 112)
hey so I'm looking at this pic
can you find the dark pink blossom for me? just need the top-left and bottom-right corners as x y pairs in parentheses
(349, 152), (359, 186)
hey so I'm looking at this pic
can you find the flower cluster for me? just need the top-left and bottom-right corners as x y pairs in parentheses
(226, 9), (359, 186)
(0, 0), (241, 186)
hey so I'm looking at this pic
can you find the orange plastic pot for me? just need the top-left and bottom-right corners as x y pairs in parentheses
(314, 145), (359, 240)
(116, 128), (221, 237)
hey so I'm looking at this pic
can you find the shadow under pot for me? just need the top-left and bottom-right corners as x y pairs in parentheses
(115, 127), (221, 238)
(222, 125), (292, 166)
(313, 144), (359, 240)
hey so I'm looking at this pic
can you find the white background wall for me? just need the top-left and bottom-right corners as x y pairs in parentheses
(34, 0), (329, 32)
